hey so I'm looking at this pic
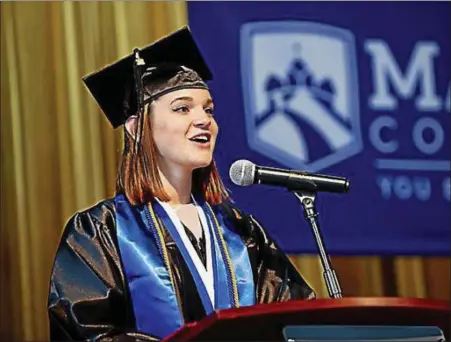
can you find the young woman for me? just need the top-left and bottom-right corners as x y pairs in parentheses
(47, 27), (315, 342)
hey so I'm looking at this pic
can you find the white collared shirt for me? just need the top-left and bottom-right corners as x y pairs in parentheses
(156, 197), (215, 307)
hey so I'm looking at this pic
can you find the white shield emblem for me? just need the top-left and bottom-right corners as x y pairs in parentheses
(240, 21), (363, 171)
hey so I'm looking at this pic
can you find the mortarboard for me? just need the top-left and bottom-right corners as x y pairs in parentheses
(82, 26), (213, 129)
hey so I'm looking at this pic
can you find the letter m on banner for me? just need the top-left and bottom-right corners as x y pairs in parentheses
(240, 21), (363, 172)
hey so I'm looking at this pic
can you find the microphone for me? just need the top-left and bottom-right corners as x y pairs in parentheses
(229, 159), (350, 193)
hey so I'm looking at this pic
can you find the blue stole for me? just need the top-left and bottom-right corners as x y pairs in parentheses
(114, 194), (255, 339)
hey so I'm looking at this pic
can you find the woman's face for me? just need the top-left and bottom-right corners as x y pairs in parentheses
(150, 88), (218, 172)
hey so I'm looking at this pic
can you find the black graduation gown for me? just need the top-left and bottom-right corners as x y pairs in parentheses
(47, 199), (315, 341)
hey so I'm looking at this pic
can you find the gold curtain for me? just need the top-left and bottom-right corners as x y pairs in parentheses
(0, 2), (449, 341)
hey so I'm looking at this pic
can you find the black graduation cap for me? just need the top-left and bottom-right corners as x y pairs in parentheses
(82, 26), (213, 128)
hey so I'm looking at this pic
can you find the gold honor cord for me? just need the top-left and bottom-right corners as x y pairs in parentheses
(147, 203), (184, 322)
(205, 203), (240, 308)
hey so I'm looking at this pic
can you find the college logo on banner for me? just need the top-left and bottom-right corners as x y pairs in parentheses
(240, 21), (363, 171)
(240, 19), (450, 204)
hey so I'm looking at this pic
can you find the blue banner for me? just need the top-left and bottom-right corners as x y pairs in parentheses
(188, 2), (450, 255)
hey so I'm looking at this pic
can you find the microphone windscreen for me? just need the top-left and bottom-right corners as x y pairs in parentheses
(229, 159), (255, 186)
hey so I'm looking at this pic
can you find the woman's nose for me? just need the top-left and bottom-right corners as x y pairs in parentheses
(193, 118), (211, 128)
(192, 111), (211, 128)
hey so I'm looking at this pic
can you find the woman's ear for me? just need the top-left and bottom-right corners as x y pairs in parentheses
(125, 115), (138, 140)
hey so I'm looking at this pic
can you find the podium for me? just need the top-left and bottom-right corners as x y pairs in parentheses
(163, 297), (450, 341)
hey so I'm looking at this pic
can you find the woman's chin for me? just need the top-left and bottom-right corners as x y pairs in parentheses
(188, 157), (213, 170)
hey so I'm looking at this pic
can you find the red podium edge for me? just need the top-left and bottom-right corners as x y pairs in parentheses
(163, 297), (450, 341)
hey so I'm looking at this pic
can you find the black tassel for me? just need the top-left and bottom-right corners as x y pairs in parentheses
(132, 48), (146, 153)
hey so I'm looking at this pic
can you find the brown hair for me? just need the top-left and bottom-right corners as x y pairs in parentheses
(116, 72), (231, 206)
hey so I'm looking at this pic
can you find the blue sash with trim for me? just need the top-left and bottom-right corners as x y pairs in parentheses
(114, 194), (255, 339)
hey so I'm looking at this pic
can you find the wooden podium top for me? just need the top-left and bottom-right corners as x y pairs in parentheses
(164, 297), (450, 341)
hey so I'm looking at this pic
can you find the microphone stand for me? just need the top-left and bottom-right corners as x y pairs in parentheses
(292, 190), (343, 299)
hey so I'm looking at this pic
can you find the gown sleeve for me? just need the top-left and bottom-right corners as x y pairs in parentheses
(221, 203), (316, 303)
(250, 213), (316, 302)
(47, 205), (159, 341)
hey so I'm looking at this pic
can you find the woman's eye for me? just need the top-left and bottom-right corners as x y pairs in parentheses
(173, 106), (190, 113)
(205, 107), (215, 115)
